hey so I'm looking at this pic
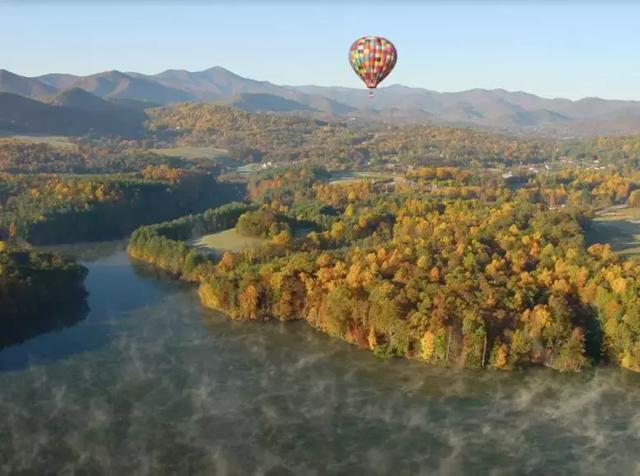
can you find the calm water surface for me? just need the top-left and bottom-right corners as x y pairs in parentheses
(1, 242), (639, 475)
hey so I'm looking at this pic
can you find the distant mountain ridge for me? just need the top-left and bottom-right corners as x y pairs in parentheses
(0, 69), (57, 97)
(0, 88), (146, 136)
(3, 66), (640, 136)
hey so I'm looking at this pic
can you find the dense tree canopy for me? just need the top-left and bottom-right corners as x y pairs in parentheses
(4, 103), (640, 364)
(144, 104), (640, 171)
(128, 165), (640, 373)
(0, 139), (193, 174)
(0, 169), (243, 244)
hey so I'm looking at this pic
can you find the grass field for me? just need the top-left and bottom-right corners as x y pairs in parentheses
(192, 228), (264, 253)
(0, 133), (77, 150)
(586, 206), (640, 258)
(151, 146), (229, 161)
(236, 163), (265, 174)
(329, 171), (399, 184)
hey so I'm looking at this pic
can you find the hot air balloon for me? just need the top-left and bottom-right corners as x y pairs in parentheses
(349, 36), (397, 97)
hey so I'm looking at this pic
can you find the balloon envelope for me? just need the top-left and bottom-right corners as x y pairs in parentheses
(349, 36), (397, 89)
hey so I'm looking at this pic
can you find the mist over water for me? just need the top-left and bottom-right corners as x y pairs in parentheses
(1, 244), (639, 475)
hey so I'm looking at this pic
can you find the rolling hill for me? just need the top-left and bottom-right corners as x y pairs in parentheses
(3, 66), (640, 135)
(222, 93), (315, 113)
(68, 70), (191, 104)
(0, 89), (146, 136)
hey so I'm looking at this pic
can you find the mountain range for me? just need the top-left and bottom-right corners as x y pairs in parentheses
(0, 87), (146, 136)
(2, 66), (640, 136)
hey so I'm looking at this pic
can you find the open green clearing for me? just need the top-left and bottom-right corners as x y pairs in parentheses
(329, 171), (399, 184)
(586, 205), (640, 257)
(192, 228), (264, 253)
(235, 163), (266, 174)
(0, 133), (77, 150)
(150, 146), (229, 161)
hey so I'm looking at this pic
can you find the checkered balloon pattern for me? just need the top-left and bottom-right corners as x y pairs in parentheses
(349, 36), (397, 89)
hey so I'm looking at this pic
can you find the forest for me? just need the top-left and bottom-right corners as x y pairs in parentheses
(3, 103), (640, 175)
(128, 164), (640, 372)
(0, 134), (244, 336)
(146, 103), (640, 169)
(3, 103), (640, 367)
(0, 165), (244, 244)
(0, 139), (190, 174)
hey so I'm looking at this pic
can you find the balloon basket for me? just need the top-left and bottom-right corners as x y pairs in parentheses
(368, 91), (375, 98)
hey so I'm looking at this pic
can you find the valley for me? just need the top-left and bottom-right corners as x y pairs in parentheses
(4, 2), (640, 473)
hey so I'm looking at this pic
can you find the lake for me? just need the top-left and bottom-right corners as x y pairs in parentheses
(1, 242), (639, 475)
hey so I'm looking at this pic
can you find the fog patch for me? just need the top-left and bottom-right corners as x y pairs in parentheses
(1, 250), (640, 474)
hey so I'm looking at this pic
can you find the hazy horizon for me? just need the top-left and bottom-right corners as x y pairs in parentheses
(2, 2), (640, 101)
(4, 64), (635, 104)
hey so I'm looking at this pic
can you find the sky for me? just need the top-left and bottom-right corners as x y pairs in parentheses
(1, 1), (640, 100)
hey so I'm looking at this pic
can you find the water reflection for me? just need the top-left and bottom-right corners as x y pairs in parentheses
(0, 243), (639, 474)
(0, 243), (176, 371)
(0, 300), (89, 351)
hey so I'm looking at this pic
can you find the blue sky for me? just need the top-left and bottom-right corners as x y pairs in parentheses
(1, 2), (640, 100)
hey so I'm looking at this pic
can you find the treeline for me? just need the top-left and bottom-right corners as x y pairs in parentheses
(404, 167), (640, 209)
(559, 136), (640, 168)
(199, 197), (640, 373)
(247, 166), (331, 202)
(0, 243), (88, 347)
(6, 105), (640, 174)
(147, 104), (334, 163)
(128, 202), (255, 276)
(145, 103), (640, 170)
(236, 208), (292, 238)
(127, 166), (640, 373)
(535, 169), (640, 208)
(145, 104), (564, 168)
(0, 168), (245, 244)
(0, 139), (192, 174)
